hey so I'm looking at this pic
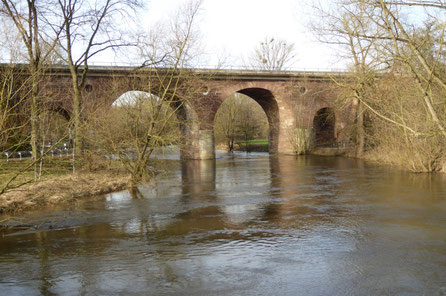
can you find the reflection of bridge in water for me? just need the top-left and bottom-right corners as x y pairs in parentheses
(2, 154), (446, 294)
(0, 154), (360, 294)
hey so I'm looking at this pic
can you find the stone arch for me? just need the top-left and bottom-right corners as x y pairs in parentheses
(213, 92), (270, 152)
(210, 86), (280, 153)
(313, 107), (336, 147)
(210, 86), (280, 154)
(236, 88), (280, 153)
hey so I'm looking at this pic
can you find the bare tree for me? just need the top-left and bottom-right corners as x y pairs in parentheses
(214, 93), (268, 152)
(353, 1), (446, 171)
(40, 0), (142, 171)
(214, 94), (239, 152)
(0, 0), (59, 177)
(0, 65), (70, 194)
(310, 0), (446, 171)
(0, 67), (28, 152)
(310, 1), (382, 157)
(236, 96), (267, 151)
(247, 37), (296, 70)
(370, 0), (446, 136)
(285, 80), (314, 155)
(87, 0), (204, 186)
(0, 66), (32, 192)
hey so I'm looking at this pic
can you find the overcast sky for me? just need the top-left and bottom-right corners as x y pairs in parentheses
(142, 0), (343, 70)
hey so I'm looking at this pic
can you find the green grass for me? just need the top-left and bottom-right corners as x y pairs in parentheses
(0, 158), (75, 190)
(235, 139), (269, 152)
(236, 139), (269, 146)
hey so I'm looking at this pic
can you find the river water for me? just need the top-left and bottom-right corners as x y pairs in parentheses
(1, 153), (445, 295)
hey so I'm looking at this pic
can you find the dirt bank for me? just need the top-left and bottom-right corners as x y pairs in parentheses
(0, 172), (130, 215)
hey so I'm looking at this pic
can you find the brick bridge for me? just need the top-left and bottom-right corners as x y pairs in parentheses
(41, 66), (351, 159)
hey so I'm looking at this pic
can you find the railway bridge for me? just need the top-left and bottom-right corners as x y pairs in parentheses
(11, 65), (353, 159)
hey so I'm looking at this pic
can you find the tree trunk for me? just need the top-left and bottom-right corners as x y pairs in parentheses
(70, 70), (82, 156)
(30, 65), (40, 179)
(355, 101), (365, 158)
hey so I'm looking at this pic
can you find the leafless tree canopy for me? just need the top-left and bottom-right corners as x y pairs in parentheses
(248, 37), (296, 70)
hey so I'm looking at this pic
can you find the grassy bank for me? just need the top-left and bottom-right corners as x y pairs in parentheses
(1, 158), (74, 189)
(235, 139), (269, 152)
(0, 172), (130, 214)
(0, 157), (130, 214)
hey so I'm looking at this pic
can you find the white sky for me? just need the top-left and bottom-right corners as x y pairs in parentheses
(143, 0), (344, 70)
(0, 0), (428, 70)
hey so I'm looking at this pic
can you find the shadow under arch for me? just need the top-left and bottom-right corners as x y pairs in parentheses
(235, 88), (280, 153)
(313, 107), (336, 147)
(47, 106), (71, 122)
(36, 107), (72, 148)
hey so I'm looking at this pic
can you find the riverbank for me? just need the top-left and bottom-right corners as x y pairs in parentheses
(311, 146), (446, 173)
(0, 171), (130, 215)
(2, 148), (444, 217)
(216, 140), (269, 153)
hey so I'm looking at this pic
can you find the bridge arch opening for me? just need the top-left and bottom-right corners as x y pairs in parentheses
(89, 90), (184, 158)
(313, 107), (336, 147)
(213, 88), (279, 153)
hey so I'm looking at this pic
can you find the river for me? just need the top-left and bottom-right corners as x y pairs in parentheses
(1, 153), (445, 295)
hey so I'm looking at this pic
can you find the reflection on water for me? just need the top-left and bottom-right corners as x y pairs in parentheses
(1, 153), (446, 295)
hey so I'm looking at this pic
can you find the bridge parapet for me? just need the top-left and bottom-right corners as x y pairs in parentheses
(0, 63), (350, 81)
